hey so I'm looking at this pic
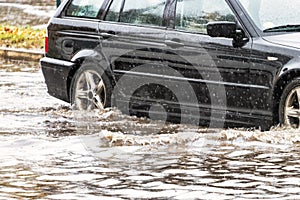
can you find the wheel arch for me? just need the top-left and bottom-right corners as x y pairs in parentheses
(66, 49), (115, 102)
(272, 69), (300, 125)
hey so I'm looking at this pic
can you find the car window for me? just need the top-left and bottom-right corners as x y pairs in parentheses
(120, 0), (166, 26)
(239, 0), (300, 31)
(175, 0), (235, 34)
(105, 0), (123, 22)
(66, 0), (105, 18)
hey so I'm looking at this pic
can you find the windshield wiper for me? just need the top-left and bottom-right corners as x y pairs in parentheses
(264, 24), (300, 33)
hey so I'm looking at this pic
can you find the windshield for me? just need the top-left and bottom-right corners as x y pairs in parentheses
(238, 0), (300, 32)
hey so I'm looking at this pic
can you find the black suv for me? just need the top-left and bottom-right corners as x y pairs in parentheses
(40, 0), (300, 130)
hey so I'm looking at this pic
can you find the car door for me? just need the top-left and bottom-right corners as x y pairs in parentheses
(98, 0), (169, 118)
(165, 0), (253, 127)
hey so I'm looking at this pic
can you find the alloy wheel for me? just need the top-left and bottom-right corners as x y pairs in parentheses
(74, 70), (106, 111)
(284, 86), (300, 128)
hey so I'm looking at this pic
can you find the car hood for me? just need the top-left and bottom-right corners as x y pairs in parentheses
(263, 32), (300, 49)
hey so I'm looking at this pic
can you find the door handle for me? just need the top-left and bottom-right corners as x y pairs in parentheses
(165, 39), (184, 48)
(100, 31), (116, 39)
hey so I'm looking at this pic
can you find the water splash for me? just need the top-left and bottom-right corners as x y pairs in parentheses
(71, 107), (300, 146)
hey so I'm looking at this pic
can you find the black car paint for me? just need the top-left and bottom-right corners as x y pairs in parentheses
(40, 0), (300, 129)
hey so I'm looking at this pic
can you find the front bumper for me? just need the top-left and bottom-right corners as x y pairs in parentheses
(40, 57), (76, 102)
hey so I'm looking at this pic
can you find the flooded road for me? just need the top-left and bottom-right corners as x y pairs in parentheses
(1, 1), (300, 199)
(1, 60), (300, 199)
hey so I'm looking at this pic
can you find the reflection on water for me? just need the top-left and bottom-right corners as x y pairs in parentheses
(1, 133), (300, 199)
(1, 60), (300, 199)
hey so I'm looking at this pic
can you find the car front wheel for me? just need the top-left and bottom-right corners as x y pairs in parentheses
(71, 63), (112, 111)
(279, 78), (300, 128)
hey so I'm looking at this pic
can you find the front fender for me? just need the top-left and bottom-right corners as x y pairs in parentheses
(276, 57), (300, 80)
(272, 56), (300, 124)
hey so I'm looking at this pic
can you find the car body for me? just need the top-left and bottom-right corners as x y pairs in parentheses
(40, 0), (300, 130)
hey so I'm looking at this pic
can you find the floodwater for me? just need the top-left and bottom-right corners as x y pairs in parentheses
(1, 1), (300, 200)
(1, 60), (300, 200)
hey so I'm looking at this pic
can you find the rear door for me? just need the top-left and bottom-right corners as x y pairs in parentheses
(99, 0), (169, 116)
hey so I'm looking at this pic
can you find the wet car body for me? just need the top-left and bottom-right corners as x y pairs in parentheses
(40, 0), (300, 129)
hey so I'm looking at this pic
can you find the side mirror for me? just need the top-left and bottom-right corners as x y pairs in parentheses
(206, 21), (237, 38)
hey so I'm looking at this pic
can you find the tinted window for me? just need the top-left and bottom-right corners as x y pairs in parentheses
(105, 0), (123, 22)
(175, 0), (235, 34)
(66, 0), (104, 18)
(120, 0), (166, 26)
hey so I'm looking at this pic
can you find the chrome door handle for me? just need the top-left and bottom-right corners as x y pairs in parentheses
(165, 39), (184, 48)
(100, 32), (116, 39)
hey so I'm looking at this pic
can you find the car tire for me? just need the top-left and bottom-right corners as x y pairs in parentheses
(279, 78), (300, 128)
(70, 63), (112, 111)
